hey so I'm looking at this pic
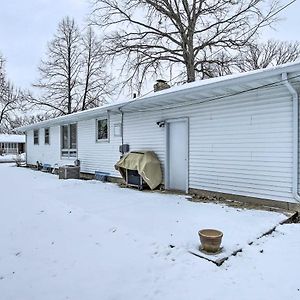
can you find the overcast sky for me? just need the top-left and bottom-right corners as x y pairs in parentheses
(0, 0), (90, 89)
(0, 0), (299, 89)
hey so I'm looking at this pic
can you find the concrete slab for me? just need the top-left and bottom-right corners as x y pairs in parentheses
(189, 211), (298, 266)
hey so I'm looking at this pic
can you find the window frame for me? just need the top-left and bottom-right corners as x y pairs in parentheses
(33, 129), (39, 145)
(44, 128), (50, 145)
(96, 117), (109, 142)
(113, 123), (122, 137)
(60, 123), (77, 159)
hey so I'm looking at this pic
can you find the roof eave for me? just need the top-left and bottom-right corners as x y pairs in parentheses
(16, 61), (300, 132)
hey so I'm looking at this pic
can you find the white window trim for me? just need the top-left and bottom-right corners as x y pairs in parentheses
(96, 117), (110, 143)
(33, 129), (39, 145)
(44, 127), (50, 145)
(60, 123), (78, 159)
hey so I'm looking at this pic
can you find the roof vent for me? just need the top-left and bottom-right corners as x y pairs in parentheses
(154, 79), (170, 92)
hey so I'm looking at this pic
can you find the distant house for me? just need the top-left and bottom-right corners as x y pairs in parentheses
(0, 134), (26, 155)
(16, 61), (300, 208)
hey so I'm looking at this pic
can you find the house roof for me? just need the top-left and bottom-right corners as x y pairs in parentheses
(0, 134), (26, 143)
(16, 60), (300, 132)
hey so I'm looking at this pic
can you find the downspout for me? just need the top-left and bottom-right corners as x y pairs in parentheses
(25, 131), (28, 166)
(119, 107), (124, 156)
(282, 72), (300, 202)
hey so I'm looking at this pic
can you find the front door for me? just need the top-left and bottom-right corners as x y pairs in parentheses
(166, 119), (188, 192)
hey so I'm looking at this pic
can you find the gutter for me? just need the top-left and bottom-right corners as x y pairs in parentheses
(282, 72), (300, 202)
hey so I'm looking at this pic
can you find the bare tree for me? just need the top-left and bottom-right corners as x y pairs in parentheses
(32, 17), (114, 116)
(235, 40), (300, 72)
(9, 113), (51, 131)
(0, 82), (19, 132)
(0, 55), (21, 133)
(90, 0), (283, 91)
(33, 17), (82, 116)
(78, 26), (114, 111)
(0, 54), (5, 86)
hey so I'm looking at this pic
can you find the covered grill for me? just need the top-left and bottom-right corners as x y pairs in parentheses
(115, 151), (162, 190)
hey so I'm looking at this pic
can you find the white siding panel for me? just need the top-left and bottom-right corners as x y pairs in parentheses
(77, 115), (122, 177)
(27, 116), (123, 177)
(122, 111), (166, 178)
(26, 126), (63, 166)
(25, 84), (296, 203)
(188, 88), (293, 202)
(122, 85), (295, 202)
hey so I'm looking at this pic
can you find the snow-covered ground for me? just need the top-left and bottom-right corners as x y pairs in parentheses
(0, 164), (299, 300)
(0, 153), (25, 163)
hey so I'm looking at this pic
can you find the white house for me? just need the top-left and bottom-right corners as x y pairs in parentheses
(17, 62), (300, 209)
(0, 134), (26, 154)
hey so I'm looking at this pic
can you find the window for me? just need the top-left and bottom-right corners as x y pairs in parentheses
(97, 118), (108, 141)
(44, 128), (50, 145)
(61, 124), (77, 158)
(34, 130), (39, 145)
(114, 123), (122, 137)
(70, 124), (77, 149)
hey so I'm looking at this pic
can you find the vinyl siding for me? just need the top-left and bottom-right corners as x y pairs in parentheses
(27, 116), (122, 177)
(123, 85), (294, 202)
(25, 84), (297, 203)
(77, 115), (122, 176)
(27, 126), (63, 165)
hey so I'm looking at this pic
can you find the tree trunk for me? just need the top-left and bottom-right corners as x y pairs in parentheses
(82, 39), (92, 111)
(67, 40), (72, 114)
(186, 59), (195, 82)
(186, 38), (195, 82)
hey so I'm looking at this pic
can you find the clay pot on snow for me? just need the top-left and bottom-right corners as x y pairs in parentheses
(198, 229), (223, 253)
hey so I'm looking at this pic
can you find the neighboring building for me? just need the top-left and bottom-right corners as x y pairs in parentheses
(0, 134), (26, 154)
(17, 62), (300, 207)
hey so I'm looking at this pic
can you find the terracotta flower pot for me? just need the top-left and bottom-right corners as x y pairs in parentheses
(198, 229), (223, 253)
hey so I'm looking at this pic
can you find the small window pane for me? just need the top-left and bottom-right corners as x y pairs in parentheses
(45, 128), (50, 144)
(69, 150), (77, 157)
(34, 130), (39, 145)
(62, 125), (69, 149)
(97, 119), (108, 140)
(70, 124), (77, 149)
(61, 150), (69, 157)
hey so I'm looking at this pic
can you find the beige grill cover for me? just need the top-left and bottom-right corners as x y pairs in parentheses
(115, 151), (162, 190)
